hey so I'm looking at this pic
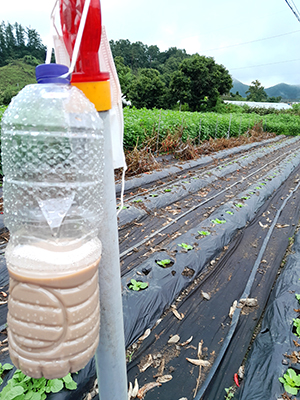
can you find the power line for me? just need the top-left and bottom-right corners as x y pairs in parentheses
(229, 57), (300, 70)
(285, 0), (300, 22)
(201, 29), (300, 52)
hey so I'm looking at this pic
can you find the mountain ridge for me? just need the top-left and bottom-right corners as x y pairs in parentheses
(231, 78), (300, 100)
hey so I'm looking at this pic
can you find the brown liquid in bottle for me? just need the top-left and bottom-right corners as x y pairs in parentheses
(6, 238), (101, 379)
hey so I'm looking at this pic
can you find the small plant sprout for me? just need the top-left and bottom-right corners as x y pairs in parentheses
(128, 279), (148, 291)
(0, 362), (14, 385)
(255, 186), (262, 190)
(156, 259), (172, 267)
(294, 318), (300, 337)
(279, 368), (300, 395)
(224, 386), (235, 399)
(296, 293), (300, 303)
(226, 211), (234, 215)
(164, 188), (172, 192)
(150, 193), (158, 197)
(241, 196), (250, 200)
(211, 218), (226, 224)
(235, 203), (244, 208)
(133, 199), (143, 203)
(198, 230), (211, 236)
(178, 243), (193, 251)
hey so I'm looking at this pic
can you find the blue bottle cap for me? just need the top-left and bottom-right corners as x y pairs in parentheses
(35, 64), (71, 84)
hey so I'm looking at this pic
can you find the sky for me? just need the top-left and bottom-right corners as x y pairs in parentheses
(2, 0), (300, 88)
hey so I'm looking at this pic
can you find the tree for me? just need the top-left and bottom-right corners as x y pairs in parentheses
(171, 54), (232, 111)
(114, 56), (135, 97)
(246, 80), (268, 102)
(128, 68), (166, 109)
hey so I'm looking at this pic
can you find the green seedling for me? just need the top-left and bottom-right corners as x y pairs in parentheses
(118, 205), (128, 210)
(126, 351), (134, 363)
(133, 199), (143, 203)
(255, 186), (262, 190)
(235, 203), (244, 208)
(296, 293), (300, 303)
(211, 218), (226, 224)
(156, 259), (172, 267)
(279, 368), (300, 395)
(224, 386), (235, 399)
(178, 243), (193, 250)
(182, 181), (189, 184)
(241, 196), (250, 200)
(198, 230), (211, 236)
(293, 318), (300, 337)
(0, 363), (14, 385)
(164, 189), (172, 192)
(0, 367), (77, 400)
(128, 279), (148, 291)
(226, 211), (234, 215)
(150, 194), (158, 197)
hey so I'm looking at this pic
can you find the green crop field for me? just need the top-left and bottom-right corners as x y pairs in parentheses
(1, 105), (300, 151)
(123, 108), (300, 149)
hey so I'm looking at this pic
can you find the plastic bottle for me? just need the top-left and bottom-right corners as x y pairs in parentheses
(1, 63), (104, 379)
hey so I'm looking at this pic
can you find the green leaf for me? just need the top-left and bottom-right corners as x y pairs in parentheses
(156, 259), (172, 267)
(296, 293), (300, 302)
(46, 379), (64, 393)
(138, 282), (148, 289)
(284, 382), (298, 395)
(198, 230), (210, 236)
(2, 364), (14, 371)
(1, 385), (25, 400)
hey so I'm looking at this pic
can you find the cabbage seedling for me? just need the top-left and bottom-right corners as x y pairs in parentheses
(198, 230), (211, 236)
(128, 279), (148, 291)
(211, 218), (226, 224)
(178, 243), (193, 250)
(156, 259), (172, 267)
(279, 368), (300, 395)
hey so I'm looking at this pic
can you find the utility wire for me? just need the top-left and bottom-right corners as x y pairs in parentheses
(285, 0), (300, 22)
(201, 29), (300, 52)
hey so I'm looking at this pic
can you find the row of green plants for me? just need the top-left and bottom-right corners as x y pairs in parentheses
(1, 105), (300, 152)
(123, 107), (300, 149)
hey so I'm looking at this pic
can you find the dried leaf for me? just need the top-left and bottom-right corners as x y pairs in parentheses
(132, 379), (139, 397)
(259, 221), (268, 229)
(186, 358), (211, 367)
(168, 334), (180, 344)
(156, 375), (173, 383)
(180, 336), (193, 347)
(139, 354), (153, 373)
(137, 382), (161, 399)
(128, 382), (133, 400)
(139, 329), (151, 341)
(239, 298), (258, 307)
(172, 309), (183, 320)
(276, 223), (289, 228)
(201, 291), (211, 301)
(229, 300), (237, 318)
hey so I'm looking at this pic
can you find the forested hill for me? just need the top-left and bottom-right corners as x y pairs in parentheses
(231, 78), (300, 100)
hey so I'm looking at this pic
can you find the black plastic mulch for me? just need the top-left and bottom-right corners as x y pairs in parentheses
(125, 164), (300, 399)
(237, 230), (300, 399)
